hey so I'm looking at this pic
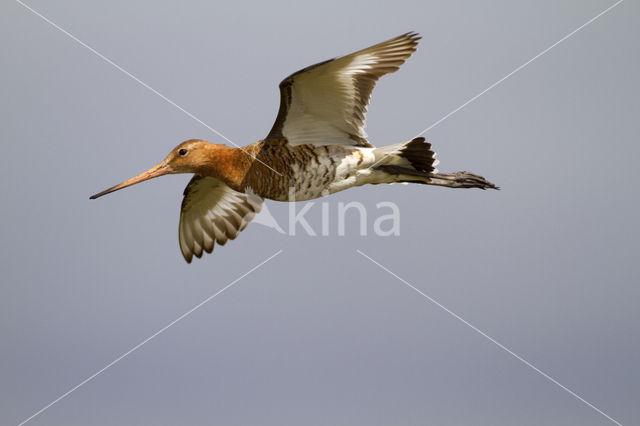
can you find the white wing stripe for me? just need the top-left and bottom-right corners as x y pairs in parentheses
(266, 32), (421, 147)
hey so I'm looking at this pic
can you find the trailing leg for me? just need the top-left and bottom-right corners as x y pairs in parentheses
(371, 137), (498, 190)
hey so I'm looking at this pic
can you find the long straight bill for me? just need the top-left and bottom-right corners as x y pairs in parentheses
(90, 163), (169, 199)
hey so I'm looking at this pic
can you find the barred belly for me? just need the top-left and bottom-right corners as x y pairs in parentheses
(275, 144), (373, 201)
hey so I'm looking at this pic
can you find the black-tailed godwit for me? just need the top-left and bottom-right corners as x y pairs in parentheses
(91, 32), (498, 262)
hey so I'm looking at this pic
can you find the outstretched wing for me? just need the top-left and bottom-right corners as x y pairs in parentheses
(266, 32), (421, 148)
(179, 176), (263, 263)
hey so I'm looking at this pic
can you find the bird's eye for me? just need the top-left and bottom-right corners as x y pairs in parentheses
(179, 148), (188, 156)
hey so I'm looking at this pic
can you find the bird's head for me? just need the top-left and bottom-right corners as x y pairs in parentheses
(89, 139), (214, 199)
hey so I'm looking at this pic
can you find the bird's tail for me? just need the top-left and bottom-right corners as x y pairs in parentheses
(372, 137), (498, 190)
(372, 136), (439, 173)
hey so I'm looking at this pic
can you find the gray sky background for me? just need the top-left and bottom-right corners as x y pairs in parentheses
(1, 1), (638, 425)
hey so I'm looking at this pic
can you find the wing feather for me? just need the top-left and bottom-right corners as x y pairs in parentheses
(266, 32), (421, 147)
(179, 176), (263, 262)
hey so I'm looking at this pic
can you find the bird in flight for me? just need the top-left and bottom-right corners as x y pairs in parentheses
(91, 32), (498, 262)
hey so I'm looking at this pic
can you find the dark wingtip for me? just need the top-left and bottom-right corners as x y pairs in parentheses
(487, 180), (500, 190)
(482, 180), (500, 190)
(483, 182), (500, 190)
(404, 31), (422, 43)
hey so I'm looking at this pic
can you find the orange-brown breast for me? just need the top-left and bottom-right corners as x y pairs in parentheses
(199, 140), (358, 201)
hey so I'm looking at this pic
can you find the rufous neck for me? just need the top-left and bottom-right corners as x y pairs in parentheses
(196, 144), (250, 191)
